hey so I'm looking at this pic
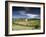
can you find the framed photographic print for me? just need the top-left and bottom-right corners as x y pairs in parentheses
(5, 1), (45, 36)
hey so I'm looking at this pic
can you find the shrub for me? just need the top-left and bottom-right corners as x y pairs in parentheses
(34, 24), (40, 29)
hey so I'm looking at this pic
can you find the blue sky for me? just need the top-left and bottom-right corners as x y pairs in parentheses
(12, 7), (40, 19)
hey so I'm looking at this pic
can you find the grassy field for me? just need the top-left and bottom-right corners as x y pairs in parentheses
(12, 18), (40, 30)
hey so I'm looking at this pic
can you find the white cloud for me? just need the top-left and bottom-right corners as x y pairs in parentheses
(13, 10), (40, 19)
(26, 14), (40, 18)
(18, 11), (26, 14)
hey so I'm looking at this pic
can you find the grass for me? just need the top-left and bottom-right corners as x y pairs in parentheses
(12, 18), (40, 30)
(12, 24), (33, 30)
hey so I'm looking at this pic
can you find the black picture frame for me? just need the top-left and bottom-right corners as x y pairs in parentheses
(5, 1), (45, 36)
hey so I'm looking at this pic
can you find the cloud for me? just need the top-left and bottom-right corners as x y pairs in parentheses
(26, 14), (40, 18)
(18, 11), (40, 18)
(18, 10), (26, 15)
(13, 10), (40, 19)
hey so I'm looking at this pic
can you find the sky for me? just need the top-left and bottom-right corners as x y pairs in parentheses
(12, 6), (40, 19)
